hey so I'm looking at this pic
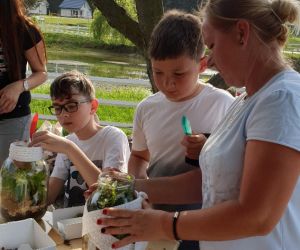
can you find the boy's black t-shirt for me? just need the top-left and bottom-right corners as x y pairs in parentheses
(0, 24), (42, 120)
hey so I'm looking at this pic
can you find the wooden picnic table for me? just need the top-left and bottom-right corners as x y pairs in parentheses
(38, 218), (84, 249)
(56, 238), (83, 250)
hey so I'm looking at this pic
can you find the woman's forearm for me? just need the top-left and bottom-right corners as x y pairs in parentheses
(176, 199), (271, 241)
(135, 169), (202, 204)
(26, 71), (48, 89)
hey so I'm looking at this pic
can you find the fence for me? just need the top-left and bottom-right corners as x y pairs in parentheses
(32, 93), (137, 128)
(46, 72), (151, 87)
(39, 23), (91, 37)
(285, 43), (300, 55)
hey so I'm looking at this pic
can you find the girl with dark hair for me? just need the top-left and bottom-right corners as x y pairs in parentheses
(0, 0), (47, 165)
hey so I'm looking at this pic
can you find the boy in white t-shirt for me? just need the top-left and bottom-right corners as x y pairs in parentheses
(30, 71), (130, 207)
(128, 10), (234, 249)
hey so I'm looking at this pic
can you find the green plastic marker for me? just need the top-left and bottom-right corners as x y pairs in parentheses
(181, 115), (192, 136)
(181, 115), (200, 167)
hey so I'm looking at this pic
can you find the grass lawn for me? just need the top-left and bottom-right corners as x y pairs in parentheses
(288, 36), (300, 44)
(44, 32), (137, 54)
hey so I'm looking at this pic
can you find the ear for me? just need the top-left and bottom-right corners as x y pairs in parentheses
(198, 56), (207, 73)
(236, 19), (250, 46)
(90, 99), (99, 114)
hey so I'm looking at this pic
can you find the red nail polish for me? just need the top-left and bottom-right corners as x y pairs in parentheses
(112, 244), (116, 249)
(97, 219), (102, 225)
(103, 209), (108, 215)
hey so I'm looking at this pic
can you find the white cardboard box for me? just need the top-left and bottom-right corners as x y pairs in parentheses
(43, 206), (84, 240)
(0, 218), (56, 250)
(57, 217), (82, 240)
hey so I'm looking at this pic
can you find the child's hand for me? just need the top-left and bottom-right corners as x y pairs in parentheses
(29, 130), (70, 154)
(84, 183), (98, 200)
(181, 133), (207, 160)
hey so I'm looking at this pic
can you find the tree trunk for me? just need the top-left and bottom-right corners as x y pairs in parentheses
(163, 0), (202, 12)
(135, 0), (163, 92)
(135, 0), (164, 51)
(92, 0), (144, 50)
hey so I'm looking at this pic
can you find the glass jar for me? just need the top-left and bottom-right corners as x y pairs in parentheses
(0, 142), (48, 222)
(83, 171), (135, 250)
(86, 171), (135, 212)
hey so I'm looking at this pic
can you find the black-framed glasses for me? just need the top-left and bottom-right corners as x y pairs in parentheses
(48, 100), (91, 115)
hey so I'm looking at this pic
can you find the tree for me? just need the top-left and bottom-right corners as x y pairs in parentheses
(92, 0), (227, 92)
(87, 0), (97, 13)
(24, 0), (43, 10)
(163, 0), (201, 12)
(92, 0), (163, 92)
(48, 0), (63, 14)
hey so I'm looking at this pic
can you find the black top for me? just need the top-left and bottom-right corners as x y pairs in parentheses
(0, 24), (42, 120)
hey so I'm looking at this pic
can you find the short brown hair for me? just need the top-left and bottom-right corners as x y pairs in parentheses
(50, 70), (95, 100)
(149, 10), (205, 61)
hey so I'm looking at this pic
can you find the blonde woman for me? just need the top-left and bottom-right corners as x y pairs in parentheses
(97, 0), (300, 249)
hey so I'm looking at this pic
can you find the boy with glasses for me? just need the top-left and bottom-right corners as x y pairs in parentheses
(30, 70), (130, 207)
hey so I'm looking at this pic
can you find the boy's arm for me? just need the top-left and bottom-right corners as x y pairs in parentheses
(128, 149), (150, 179)
(30, 131), (101, 186)
(47, 177), (65, 205)
(63, 142), (101, 185)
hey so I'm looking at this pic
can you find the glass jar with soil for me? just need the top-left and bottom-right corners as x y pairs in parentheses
(0, 142), (48, 222)
(83, 171), (136, 250)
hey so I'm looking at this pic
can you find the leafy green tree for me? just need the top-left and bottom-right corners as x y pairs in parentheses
(48, 0), (63, 14)
(91, 9), (132, 46)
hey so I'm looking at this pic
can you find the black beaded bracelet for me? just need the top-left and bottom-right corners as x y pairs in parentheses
(173, 211), (181, 241)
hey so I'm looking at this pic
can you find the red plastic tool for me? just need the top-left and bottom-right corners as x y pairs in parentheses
(30, 113), (39, 140)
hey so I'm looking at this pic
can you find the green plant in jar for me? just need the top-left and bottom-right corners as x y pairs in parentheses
(87, 171), (135, 211)
(86, 171), (135, 240)
(0, 142), (48, 222)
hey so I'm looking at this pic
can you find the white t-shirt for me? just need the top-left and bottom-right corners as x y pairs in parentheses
(132, 84), (234, 211)
(199, 70), (300, 250)
(51, 126), (130, 207)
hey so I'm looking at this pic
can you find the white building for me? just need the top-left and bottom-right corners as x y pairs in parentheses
(59, 0), (92, 19)
(28, 0), (49, 15)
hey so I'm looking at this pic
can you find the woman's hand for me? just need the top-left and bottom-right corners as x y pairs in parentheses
(0, 81), (23, 114)
(99, 207), (173, 248)
(29, 130), (71, 155)
(181, 133), (207, 160)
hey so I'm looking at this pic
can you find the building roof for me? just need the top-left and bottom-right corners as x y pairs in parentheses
(59, 0), (86, 9)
